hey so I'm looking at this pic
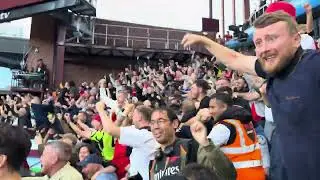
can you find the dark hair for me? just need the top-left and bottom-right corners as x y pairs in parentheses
(234, 77), (249, 92)
(78, 143), (96, 154)
(68, 81), (76, 87)
(210, 93), (233, 107)
(195, 79), (210, 94)
(135, 105), (153, 122)
(152, 108), (178, 122)
(0, 123), (31, 171)
(181, 163), (220, 180)
(216, 87), (233, 97)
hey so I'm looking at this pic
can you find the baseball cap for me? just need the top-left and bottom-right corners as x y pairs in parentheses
(77, 154), (103, 167)
(266, 1), (296, 18)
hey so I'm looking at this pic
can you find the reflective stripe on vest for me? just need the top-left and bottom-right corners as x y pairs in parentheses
(221, 143), (260, 154)
(233, 160), (263, 169)
(220, 119), (260, 154)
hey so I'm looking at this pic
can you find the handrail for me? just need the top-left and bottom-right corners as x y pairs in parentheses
(65, 20), (197, 51)
(94, 23), (190, 34)
(249, 1), (271, 25)
(94, 33), (181, 42)
(88, 23), (189, 50)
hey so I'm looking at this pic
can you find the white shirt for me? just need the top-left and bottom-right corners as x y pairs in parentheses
(120, 126), (157, 180)
(264, 106), (274, 123)
(99, 88), (107, 100)
(100, 95), (124, 120)
(301, 34), (316, 50)
(242, 74), (265, 117)
(207, 124), (230, 147)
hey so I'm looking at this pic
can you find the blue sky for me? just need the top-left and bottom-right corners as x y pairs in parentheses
(0, 67), (12, 89)
(0, 18), (30, 89)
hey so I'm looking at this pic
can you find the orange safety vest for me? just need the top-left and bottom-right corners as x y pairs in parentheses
(219, 119), (265, 180)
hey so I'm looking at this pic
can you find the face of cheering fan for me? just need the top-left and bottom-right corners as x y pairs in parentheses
(254, 21), (300, 75)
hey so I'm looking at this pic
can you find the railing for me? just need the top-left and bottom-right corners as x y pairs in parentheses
(91, 23), (191, 50)
(11, 70), (44, 91)
(250, 3), (270, 25)
(65, 19), (214, 53)
(70, 22), (194, 51)
(85, 0), (97, 8)
(249, 0), (283, 25)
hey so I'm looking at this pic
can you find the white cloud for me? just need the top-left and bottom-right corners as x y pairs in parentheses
(97, 0), (247, 32)
(0, 0), (254, 37)
(0, 18), (31, 39)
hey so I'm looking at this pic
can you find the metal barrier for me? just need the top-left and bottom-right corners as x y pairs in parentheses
(249, 1), (273, 25)
(85, 0), (97, 8)
(86, 22), (192, 51)
(11, 70), (44, 90)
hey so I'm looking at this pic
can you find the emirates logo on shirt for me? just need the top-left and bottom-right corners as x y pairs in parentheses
(154, 166), (180, 180)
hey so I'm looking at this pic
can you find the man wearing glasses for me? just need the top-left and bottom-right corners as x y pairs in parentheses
(149, 108), (236, 180)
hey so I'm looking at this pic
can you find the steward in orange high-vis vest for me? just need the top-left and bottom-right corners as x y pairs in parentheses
(219, 118), (265, 180)
(207, 93), (265, 180)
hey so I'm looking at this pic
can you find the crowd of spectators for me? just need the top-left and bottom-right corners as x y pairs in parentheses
(0, 1), (319, 180)
(0, 51), (271, 180)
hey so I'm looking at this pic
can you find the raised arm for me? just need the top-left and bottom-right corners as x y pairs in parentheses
(233, 91), (261, 101)
(190, 121), (237, 180)
(75, 96), (84, 108)
(153, 79), (165, 90)
(66, 119), (92, 139)
(109, 74), (116, 87)
(304, 3), (313, 33)
(77, 119), (91, 132)
(182, 34), (257, 76)
(96, 102), (121, 138)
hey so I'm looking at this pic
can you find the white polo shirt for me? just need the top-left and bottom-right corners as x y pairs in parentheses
(119, 126), (157, 180)
(301, 34), (316, 50)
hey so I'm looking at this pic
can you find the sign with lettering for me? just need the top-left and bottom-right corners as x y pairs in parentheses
(0, 12), (10, 20)
(0, 0), (81, 23)
(0, 0), (95, 23)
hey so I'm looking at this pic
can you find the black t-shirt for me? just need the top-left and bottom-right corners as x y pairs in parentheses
(255, 59), (267, 79)
(233, 97), (251, 112)
(31, 103), (53, 128)
(145, 93), (161, 104)
(177, 96), (212, 138)
(18, 106), (32, 128)
(197, 96), (211, 111)
(308, 30), (314, 37)
(109, 87), (117, 100)
(150, 138), (198, 180)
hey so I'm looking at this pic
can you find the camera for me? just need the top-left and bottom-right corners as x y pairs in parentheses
(229, 25), (248, 42)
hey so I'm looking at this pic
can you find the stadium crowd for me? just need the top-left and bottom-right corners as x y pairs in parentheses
(0, 1), (319, 180)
